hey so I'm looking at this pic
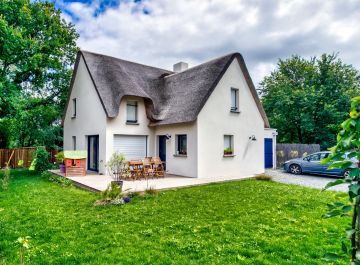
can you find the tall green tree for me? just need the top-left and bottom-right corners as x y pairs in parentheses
(0, 0), (78, 148)
(259, 54), (360, 149)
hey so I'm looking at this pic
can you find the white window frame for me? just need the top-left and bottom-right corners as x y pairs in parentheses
(126, 101), (138, 123)
(224, 135), (234, 155)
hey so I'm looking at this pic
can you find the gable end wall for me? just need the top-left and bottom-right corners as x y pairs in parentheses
(63, 57), (107, 174)
(197, 59), (265, 178)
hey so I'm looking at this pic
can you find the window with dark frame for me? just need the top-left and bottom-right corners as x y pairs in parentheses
(126, 101), (138, 123)
(176, 135), (187, 155)
(72, 98), (77, 117)
(72, 136), (76, 150)
(231, 88), (239, 112)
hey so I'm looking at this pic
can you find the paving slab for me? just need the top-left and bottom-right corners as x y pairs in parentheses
(49, 170), (255, 192)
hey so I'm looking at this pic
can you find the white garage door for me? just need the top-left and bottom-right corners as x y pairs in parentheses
(113, 135), (147, 160)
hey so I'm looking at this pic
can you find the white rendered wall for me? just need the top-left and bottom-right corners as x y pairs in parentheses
(154, 122), (198, 178)
(197, 59), (265, 178)
(106, 96), (155, 168)
(63, 57), (107, 174)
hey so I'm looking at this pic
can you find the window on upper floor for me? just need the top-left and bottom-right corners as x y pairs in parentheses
(72, 136), (76, 150)
(231, 88), (239, 112)
(224, 135), (234, 156)
(72, 98), (77, 118)
(176, 134), (187, 155)
(126, 101), (138, 123)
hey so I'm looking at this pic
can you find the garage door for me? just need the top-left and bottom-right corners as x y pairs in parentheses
(264, 138), (273, 168)
(113, 135), (147, 160)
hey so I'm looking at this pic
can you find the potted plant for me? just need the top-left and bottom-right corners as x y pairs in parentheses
(179, 144), (187, 155)
(224, 147), (233, 155)
(106, 152), (129, 189)
(55, 151), (65, 173)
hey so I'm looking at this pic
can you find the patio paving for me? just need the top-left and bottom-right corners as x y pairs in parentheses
(49, 170), (255, 192)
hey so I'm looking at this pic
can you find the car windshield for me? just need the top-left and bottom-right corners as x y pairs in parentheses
(304, 152), (329, 161)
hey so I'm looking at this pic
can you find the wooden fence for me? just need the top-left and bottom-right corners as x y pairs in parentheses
(0, 147), (58, 168)
(276, 143), (321, 168)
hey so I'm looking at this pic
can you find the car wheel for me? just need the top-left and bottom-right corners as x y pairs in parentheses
(343, 169), (351, 178)
(289, 164), (302, 175)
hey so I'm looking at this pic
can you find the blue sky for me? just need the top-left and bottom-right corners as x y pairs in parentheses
(54, 0), (360, 85)
(56, 0), (148, 19)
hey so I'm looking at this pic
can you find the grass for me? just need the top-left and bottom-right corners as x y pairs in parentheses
(0, 170), (349, 264)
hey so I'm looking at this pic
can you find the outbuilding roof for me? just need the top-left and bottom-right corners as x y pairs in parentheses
(65, 50), (270, 127)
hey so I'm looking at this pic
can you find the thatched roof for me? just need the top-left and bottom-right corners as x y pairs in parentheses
(65, 50), (270, 128)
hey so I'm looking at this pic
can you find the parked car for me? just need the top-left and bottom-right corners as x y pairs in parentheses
(283, 151), (358, 177)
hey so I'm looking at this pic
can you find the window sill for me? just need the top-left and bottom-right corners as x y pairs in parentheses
(230, 110), (240, 114)
(126, 121), (139, 125)
(223, 154), (235, 157)
(173, 154), (187, 157)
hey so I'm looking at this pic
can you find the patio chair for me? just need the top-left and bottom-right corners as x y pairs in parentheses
(128, 160), (143, 180)
(151, 157), (165, 178)
(142, 157), (155, 179)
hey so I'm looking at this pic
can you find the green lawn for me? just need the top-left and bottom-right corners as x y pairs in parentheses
(0, 170), (349, 264)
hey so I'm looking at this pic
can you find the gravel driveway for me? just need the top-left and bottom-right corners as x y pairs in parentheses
(266, 169), (348, 192)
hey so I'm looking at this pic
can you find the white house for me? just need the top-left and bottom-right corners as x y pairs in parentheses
(63, 50), (276, 178)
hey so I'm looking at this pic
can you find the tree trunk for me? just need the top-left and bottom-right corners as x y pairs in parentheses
(296, 126), (303, 143)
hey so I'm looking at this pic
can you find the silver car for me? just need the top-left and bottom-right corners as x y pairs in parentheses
(283, 151), (358, 177)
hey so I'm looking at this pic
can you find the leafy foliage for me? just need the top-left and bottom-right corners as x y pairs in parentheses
(34, 147), (50, 173)
(0, 0), (79, 149)
(144, 186), (158, 195)
(0, 165), (10, 190)
(254, 174), (272, 181)
(41, 171), (72, 187)
(16, 236), (31, 265)
(101, 182), (123, 201)
(105, 152), (129, 181)
(54, 151), (64, 164)
(322, 96), (360, 262)
(260, 54), (360, 149)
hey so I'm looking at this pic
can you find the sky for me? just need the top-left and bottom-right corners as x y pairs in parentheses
(55, 0), (360, 86)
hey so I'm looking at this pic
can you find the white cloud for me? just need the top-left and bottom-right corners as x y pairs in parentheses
(60, 0), (360, 86)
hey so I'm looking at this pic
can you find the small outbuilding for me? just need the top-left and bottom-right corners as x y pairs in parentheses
(64, 150), (87, 177)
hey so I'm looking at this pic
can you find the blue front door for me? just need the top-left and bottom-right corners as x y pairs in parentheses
(264, 138), (273, 168)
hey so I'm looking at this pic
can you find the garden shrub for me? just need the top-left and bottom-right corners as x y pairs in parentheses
(101, 182), (123, 201)
(41, 171), (72, 187)
(34, 147), (50, 173)
(106, 152), (129, 181)
(254, 174), (272, 181)
(95, 183), (132, 206)
(55, 151), (64, 164)
(144, 186), (158, 195)
(0, 166), (10, 190)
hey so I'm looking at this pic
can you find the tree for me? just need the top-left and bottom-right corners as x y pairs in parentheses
(322, 96), (360, 263)
(0, 0), (79, 148)
(259, 54), (360, 149)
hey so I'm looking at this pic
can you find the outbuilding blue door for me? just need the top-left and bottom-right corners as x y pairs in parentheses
(264, 138), (273, 168)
